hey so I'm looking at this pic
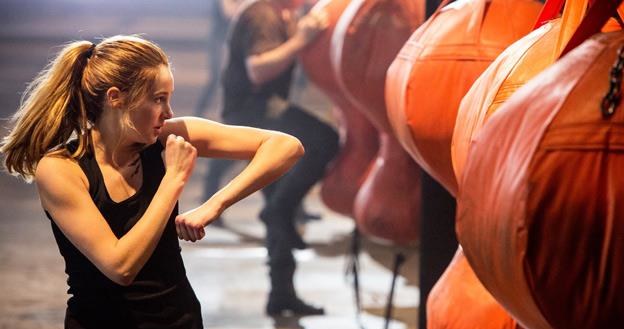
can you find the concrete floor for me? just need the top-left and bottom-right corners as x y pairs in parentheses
(0, 1), (420, 328)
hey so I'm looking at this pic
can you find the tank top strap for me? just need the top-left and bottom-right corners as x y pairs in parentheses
(65, 140), (102, 198)
(138, 141), (166, 193)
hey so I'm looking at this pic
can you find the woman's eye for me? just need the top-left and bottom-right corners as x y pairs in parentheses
(155, 97), (165, 104)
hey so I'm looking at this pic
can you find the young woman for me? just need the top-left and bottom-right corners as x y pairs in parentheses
(0, 35), (304, 329)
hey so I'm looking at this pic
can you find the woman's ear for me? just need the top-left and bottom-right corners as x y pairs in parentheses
(105, 87), (123, 108)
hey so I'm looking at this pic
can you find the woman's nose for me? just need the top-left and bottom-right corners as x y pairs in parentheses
(164, 105), (174, 119)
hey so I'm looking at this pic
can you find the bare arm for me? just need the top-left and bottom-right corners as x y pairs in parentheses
(36, 135), (196, 286)
(160, 117), (304, 241)
(246, 9), (328, 86)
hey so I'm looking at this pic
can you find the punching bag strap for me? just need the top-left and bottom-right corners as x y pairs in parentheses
(561, 0), (624, 57)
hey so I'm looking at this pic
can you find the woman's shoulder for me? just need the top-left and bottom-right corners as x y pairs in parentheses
(36, 152), (88, 191)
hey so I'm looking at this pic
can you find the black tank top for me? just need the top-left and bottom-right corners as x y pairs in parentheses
(45, 141), (203, 329)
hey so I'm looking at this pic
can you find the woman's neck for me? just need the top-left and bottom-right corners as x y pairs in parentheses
(91, 123), (143, 168)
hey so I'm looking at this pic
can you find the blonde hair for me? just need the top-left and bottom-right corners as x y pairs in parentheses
(1, 35), (168, 181)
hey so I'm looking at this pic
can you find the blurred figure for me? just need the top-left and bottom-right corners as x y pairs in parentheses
(220, 0), (339, 316)
(200, 0), (321, 227)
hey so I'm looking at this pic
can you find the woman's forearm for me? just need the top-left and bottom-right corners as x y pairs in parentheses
(206, 133), (303, 213)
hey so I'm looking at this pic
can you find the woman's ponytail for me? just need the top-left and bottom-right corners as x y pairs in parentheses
(1, 41), (94, 181)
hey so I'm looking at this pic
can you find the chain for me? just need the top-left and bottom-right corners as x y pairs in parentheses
(601, 45), (624, 118)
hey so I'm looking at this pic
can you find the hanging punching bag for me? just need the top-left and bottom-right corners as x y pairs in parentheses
(300, 0), (379, 217)
(452, 0), (624, 180)
(457, 2), (624, 327)
(427, 247), (518, 329)
(385, 0), (542, 196)
(331, 0), (425, 244)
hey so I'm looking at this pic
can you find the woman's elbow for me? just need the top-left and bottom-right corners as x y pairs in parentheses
(110, 269), (136, 287)
(286, 135), (305, 159)
(264, 133), (304, 164)
(102, 260), (137, 286)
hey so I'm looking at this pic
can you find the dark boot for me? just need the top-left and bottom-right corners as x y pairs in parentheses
(266, 293), (325, 316)
(294, 204), (321, 224)
(266, 256), (324, 316)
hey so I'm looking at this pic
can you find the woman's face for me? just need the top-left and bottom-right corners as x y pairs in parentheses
(128, 64), (174, 144)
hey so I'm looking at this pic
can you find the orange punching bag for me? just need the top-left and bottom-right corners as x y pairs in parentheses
(385, 0), (542, 196)
(427, 247), (518, 329)
(457, 2), (624, 327)
(452, 0), (624, 181)
(331, 0), (425, 244)
(300, 0), (379, 217)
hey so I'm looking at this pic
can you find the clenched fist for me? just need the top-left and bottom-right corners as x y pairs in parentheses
(163, 134), (197, 184)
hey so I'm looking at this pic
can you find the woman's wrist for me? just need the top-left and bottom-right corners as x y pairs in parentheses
(203, 193), (228, 214)
(161, 172), (186, 195)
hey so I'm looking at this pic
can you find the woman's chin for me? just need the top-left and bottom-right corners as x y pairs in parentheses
(137, 134), (158, 146)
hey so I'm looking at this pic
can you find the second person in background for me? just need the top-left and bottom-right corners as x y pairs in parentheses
(219, 0), (340, 316)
